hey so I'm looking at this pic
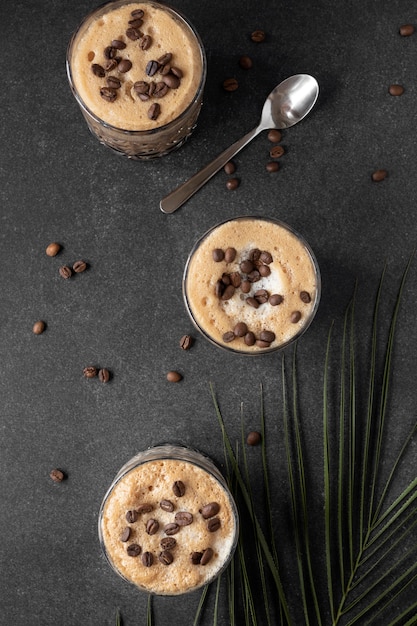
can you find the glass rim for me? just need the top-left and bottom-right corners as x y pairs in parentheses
(182, 215), (322, 356)
(66, 0), (207, 136)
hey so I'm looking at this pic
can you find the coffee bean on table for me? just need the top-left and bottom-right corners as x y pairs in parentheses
(73, 260), (87, 273)
(270, 145), (285, 159)
(98, 368), (110, 383)
(388, 84), (404, 96)
(167, 370), (182, 382)
(50, 468), (65, 482)
(251, 29), (266, 42)
(33, 320), (45, 335)
(224, 161), (236, 175)
(223, 78), (239, 92)
(83, 366), (98, 378)
(239, 55), (253, 69)
(59, 265), (72, 279)
(371, 169), (388, 182)
(179, 334), (193, 350)
(46, 242), (61, 257)
(399, 24), (415, 36)
(266, 161), (280, 172)
(267, 129), (282, 143)
(247, 431), (261, 446)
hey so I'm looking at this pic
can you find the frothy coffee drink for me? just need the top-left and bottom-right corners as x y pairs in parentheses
(183, 217), (320, 353)
(99, 446), (238, 595)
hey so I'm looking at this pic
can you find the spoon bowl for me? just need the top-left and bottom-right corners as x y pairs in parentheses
(160, 74), (319, 213)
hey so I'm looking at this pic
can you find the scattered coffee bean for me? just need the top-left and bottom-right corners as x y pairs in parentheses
(230, 271), (241, 287)
(146, 60), (159, 76)
(191, 551), (203, 565)
(200, 502), (220, 519)
(130, 8), (144, 18)
(240, 259), (254, 273)
(269, 294), (284, 306)
(200, 547), (214, 565)
(399, 24), (415, 36)
(107, 76), (122, 89)
(128, 17), (144, 29)
(224, 161), (236, 175)
(159, 550), (174, 565)
(256, 339), (271, 348)
(127, 543), (142, 557)
(221, 284), (235, 300)
(146, 518), (160, 535)
(163, 73), (181, 89)
(83, 366), (98, 378)
(59, 265), (72, 279)
(247, 430), (261, 446)
(234, 322), (248, 337)
(91, 63), (105, 77)
(179, 334), (193, 350)
(212, 248), (225, 262)
(258, 264), (271, 277)
(126, 509), (138, 523)
(104, 45), (116, 60)
(267, 129), (282, 143)
(224, 247), (237, 263)
(260, 330), (276, 343)
(139, 34), (152, 50)
(118, 59), (132, 73)
(148, 102), (161, 121)
(142, 551), (153, 567)
(290, 311), (302, 323)
(73, 260), (87, 273)
(226, 177), (240, 190)
(175, 511), (193, 526)
(164, 522), (180, 535)
(154, 81), (169, 98)
(166, 370), (182, 382)
(161, 537), (177, 550)
(244, 331), (256, 346)
(254, 289), (269, 304)
(100, 87), (118, 102)
(251, 29), (266, 42)
(372, 169), (388, 182)
(241, 280), (251, 294)
(266, 161), (280, 172)
(207, 517), (221, 532)
(388, 84), (404, 96)
(50, 468), (65, 482)
(46, 242), (61, 257)
(136, 503), (153, 514)
(300, 291), (311, 303)
(223, 331), (235, 343)
(246, 297), (260, 309)
(33, 320), (45, 335)
(270, 145), (285, 159)
(160, 499), (175, 512)
(172, 480), (185, 497)
(223, 77), (239, 92)
(111, 39), (126, 50)
(120, 527), (131, 542)
(126, 26), (142, 40)
(98, 368), (110, 383)
(104, 59), (118, 72)
(239, 55), (253, 69)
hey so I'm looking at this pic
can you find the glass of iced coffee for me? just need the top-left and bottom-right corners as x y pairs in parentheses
(183, 216), (321, 354)
(66, 0), (206, 159)
(98, 445), (239, 595)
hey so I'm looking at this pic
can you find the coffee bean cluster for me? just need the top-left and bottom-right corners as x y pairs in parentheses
(83, 366), (110, 383)
(91, 9), (183, 121)
(120, 480), (221, 568)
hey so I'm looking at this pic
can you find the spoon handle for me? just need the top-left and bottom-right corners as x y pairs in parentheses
(160, 126), (261, 213)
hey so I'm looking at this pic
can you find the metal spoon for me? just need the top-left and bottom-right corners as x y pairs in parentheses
(160, 73), (319, 213)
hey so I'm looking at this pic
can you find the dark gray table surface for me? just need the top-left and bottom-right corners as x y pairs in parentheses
(1, 0), (417, 624)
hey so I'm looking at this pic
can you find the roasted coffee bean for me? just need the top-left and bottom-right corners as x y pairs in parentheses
(146, 518), (160, 535)
(212, 248), (224, 262)
(200, 547), (214, 565)
(157, 52), (172, 65)
(226, 177), (240, 190)
(160, 498), (175, 512)
(50, 468), (65, 482)
(118, 59), (132, 73)
(179, 335), (193, 350)
(241, 280), (251, 294)
(244, 331), (256, 346)
(246, 297), (259, 309)
(160, 63), (172, 76)
(130, 8), (144, 18)
(73, 260), (87, 273)
(267, 129), (282, 143)
(221, 284), (235, 300)
(256, 339), (271, 348)
(175, 511), (193, 526)
(161, 537), (177, 550)
(154, 81), (169, 98)
(240, 259), (254, 273)
(149, 82), (156, 97)
(223, 77), (238, 92)
(372, 169), (388, 182)
(239, 55), (253, 69)
(207, 517), (221, 532)
(224, 161), (236, 175)
(234, 322), (248, 337)
(254, 289), (269, 304)
(251, 29), (266, 42)
(91, 63), (105, 77)
(59, 265), (72, 279)
(105, 59), (119, 72)
(126, 27), (142, 40)
(120, 527), (131, 542)
(172, 480), (185, 497)
(258, 264), (271, 277)
(45, 242), (61, 257)
(98, 368), (110, 383)
(191, 551), (203, 565)
(83, 366), (97, 378)
(300, 290), (311, 303)
(223, 331), (235, 343)
(399, 24), (415, 36)
(291, 311), (302, 323)
(163, 73), (181, 89)
(260, 330), (276, 343)
(111, 39), (126, 50)
(266, 161), (280, 172)
(388, 83), (404, 96)
(159, 550), (174, 565)
(247, 430), (261, 446)
(126, 509), (138, 523)
(136, 503), (153, 514)
(171, 66), (183, 78)
(270, 145), (285, 158)
(248, 269), (261, 283)
(100, 87), (117, 102)
(128, 17), (143, 28)
(142, 551), (153, 567)
(224, 247), (237, 263)
(164, 522), (180, 535)
(148, 103), (161, 120)
(139, 35), (152, 50)
(33, 320), (45, 335)
(221, 273), (231, 285)
(166, 370), (182, 382)
(127, 543), (141, 557)
(133, 80), (149, 95)
(200, 502), (220, 519)
(107, 76), (121, 89)
(260, 250), (273, 264)
(229, 271), (241, 288)
(146, 60), (159, 76)
(249, 248), (261, 262)
(269, 294), (284, 306)
(215, 280), (225, 297)
(104, 46), (116, 60)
